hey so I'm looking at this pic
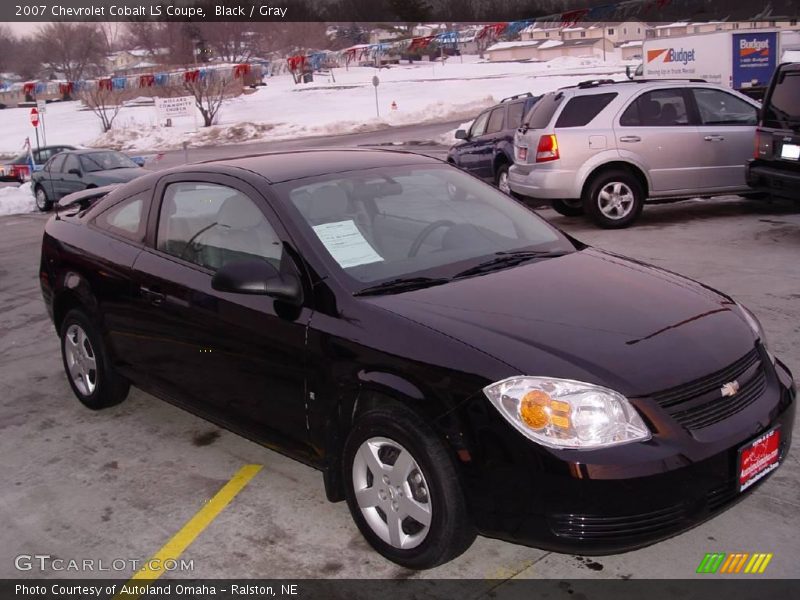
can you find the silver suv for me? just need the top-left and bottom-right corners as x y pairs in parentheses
(508, 79), (760, 228)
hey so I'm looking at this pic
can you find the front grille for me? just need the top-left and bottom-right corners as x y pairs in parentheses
(550, 505), (686, 541)
(652, 348), (766, 431)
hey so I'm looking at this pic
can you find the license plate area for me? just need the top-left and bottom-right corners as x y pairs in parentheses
(780, 143), (800, 160)
(738, 427), (780, 492)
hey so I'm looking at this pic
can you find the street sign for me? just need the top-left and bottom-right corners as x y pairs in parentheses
(155, 96), (194, 120)
(372, 75), (380, 87)
(36, 99), (46, 113)
(30, 108), (39, 127)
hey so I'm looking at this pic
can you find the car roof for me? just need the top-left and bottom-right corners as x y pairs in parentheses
(190, 148), (442, 184)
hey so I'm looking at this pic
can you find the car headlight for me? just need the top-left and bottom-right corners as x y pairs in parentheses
(738, 303), (774, 362)
(483, 377), (651, 450)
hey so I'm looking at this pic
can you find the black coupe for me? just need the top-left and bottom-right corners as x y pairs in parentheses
(40, 149), (795, 569)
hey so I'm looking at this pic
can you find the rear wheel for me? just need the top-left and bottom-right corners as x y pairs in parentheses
(495, 163), (511, 195)
(60, 309), (129, 410)
(583, 170), (644, 229)
(551, 198), (585, 217)
(35, 186), (53, 212)
(343, 405), (475, 569)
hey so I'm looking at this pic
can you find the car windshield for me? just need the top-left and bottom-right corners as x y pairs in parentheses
(79, 151), (138, 172)
(276, 164), (576, 291)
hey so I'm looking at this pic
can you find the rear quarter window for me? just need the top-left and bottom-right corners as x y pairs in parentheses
(762, 69), (800, 129)
(555, 93), (618, 128)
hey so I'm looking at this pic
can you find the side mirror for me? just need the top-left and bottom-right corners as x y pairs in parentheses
(68, 168), (82, 177)
(455, 129), (468, 140)
(211, 258), (303, 305)
(625, 65), (633, 80)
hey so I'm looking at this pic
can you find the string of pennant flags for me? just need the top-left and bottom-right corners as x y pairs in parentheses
(0, 62), (255, 95)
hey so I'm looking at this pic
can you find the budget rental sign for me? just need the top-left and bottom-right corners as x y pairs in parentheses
(733, 32), (778, 89)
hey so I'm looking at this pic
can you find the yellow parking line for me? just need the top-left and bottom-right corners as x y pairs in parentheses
(113, 464), (262, 600)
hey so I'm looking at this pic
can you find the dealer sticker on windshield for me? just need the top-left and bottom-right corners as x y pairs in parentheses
(780, 143), (800, 160)
(738, 427), (780, 492)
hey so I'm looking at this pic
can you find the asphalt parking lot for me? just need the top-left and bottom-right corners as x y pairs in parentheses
(1, 194), (799, 582)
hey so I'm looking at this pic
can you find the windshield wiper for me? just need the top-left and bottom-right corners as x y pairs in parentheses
(453, 250), (568, 279)
(355, 276), (450, 297)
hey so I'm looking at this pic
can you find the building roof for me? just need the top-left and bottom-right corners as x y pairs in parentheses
(486, 40), (542, 51)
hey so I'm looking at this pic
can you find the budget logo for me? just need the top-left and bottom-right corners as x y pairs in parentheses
(696, 552), (773, 574)
(646, 48), (696, 65)
(739, 38), (771, 58)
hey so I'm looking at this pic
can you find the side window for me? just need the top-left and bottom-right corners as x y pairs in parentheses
(507, 101), (527, 128)
(49, 154), (66, 173)
(64, 154), (80, 173)
(692, 88), (757, 126)
(157, 182), (283, 272)
(619, 89), (691, 126)
(485, 107), (506, 134)
(35, 148), (52, 163)
(94, 192), (148, 242)
(469, 111), (490, 137)
(555, 93), (617, 127)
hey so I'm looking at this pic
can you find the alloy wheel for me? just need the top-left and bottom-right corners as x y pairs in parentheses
(64, 324), (97, 396)
(597, 182), (634, 219)
(352, 436), (432, 550)
(35, 188), (48, 211)
(497, 171), (511, 194)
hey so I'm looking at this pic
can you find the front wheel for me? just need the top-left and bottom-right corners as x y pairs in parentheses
(583, 170), (644, 229)
(35, 186), (53, 212)
(343, 405), (476, 569)
(495, 163), (512, 195)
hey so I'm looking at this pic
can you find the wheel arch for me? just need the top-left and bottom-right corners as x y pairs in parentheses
(580, 160), (649, 201)
(52, 271), (100, 332)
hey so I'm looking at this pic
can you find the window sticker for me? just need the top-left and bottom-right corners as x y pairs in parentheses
(311, 220), (384, 268)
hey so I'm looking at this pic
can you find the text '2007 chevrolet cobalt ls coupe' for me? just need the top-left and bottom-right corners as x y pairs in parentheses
(40, 149), (794, 569)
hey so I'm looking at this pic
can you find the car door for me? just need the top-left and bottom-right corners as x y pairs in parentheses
(477, 106), (508, 179)
(457, 109), (491, 175)
(42, 154), (66, 199)
(60, 154), (86, 197)
(130, 173), (311, 453)
(614, 88), (706, 195)
(689, 87), (759, 192)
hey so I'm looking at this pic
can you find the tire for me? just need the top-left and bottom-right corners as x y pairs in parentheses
(551, 198), (585, 217)
(35, 185), (53, 212)
(342, 405), (476, 569)
(495, 163), (512, 195)
(59, 309), (129, 410)
(583, 169), (645, 229)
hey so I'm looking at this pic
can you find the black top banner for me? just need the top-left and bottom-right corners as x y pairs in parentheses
(1, 0), (799, 23)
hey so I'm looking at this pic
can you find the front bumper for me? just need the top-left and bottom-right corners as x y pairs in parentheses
(459, 357), (795, 554)
(746, 160), (800, 201)
(508, 163), (579, 200)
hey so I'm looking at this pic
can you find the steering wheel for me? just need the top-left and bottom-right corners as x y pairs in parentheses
(408, 220), (456, 258)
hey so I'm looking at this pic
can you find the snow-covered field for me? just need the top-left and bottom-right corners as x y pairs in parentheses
(0, 56), (629, 156)
(0, 183), (35, 216)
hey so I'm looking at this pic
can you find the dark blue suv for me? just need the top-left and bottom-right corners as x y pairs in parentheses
(447, 93), (540, 194)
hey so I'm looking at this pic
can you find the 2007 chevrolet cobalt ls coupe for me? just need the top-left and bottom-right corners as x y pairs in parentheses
(40, 149), (794, 569)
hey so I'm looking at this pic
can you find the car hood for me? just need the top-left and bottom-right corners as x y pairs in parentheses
(90, 168), (147, 183)
(364, 249), (757, 397)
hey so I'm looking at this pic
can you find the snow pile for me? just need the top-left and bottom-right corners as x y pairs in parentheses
(0, 183), (35, 216)
(433, 120), (474, 146)
(1, 57), (626, 154)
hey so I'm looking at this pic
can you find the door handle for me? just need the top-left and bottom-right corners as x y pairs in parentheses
(140, 286), (165, 306)
(704, 135), (725, 142)
(619, 136), (641, 143)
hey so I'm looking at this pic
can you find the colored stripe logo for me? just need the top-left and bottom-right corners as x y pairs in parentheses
(697, 552), (773, 574)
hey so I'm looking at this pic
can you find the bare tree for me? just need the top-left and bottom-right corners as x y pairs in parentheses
(196, 22), (259, 62)
(37, 23), (107, 81)
(183, 72), (240, 127)
(79, 85), (131, 132)
(0, 25), (14, 73)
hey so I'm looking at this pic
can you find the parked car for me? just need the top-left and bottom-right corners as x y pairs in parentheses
(0, 145), (75, 183)
(746, 62), (800, 202)
(31, 149), (148, 211)
(509, 79), (761, 228)
(40, 150), (794, 569)
(447, 93), (540, 194)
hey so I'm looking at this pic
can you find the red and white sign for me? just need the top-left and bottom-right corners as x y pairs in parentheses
(738, 427), (780, 492)
(29, 108), (39, 127)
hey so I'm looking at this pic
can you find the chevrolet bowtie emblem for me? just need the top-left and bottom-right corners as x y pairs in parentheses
(721, 380), (740, 397)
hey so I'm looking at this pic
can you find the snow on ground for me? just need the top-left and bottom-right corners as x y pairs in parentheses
(0, 56), (629, 155)
(0, 183), (35, 216)
(433, 120), (474, 146)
